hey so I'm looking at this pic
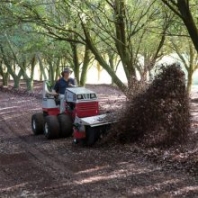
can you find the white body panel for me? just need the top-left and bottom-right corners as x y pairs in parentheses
(66, 87), (96, 95)
(74, 114), (110, 127)
(42, 97), (57, 108)
(65, 87), (97, 103)
(42, 81), (98, 110)
(42, 81), (58, 108)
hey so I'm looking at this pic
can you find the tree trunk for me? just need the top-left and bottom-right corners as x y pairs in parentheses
(37, 54), (47, 80)
(48, 62), (55, 84)
(71, 43), (80, 85)
(3, 73), (9, 86)
(13, 77), (20, 89)
(96, 63), (102, 82)
(114, 0), (136, 80)
(177, 0), (198, 53)
(26, 79), (33, 91)
(187, 69), (192, 94)
(21, 58), (34, 91)
(13, 69), (24, 89)
(0, 44), (24, 89)
(108, 53), (117, 85)
(0, 61), (9, 86)
(162, 0), (198, 53)
(81, 21), (127, 92)
(23, 71), (34, 91)
(80, 45), (90, 86)
(55, 58), (61, 80)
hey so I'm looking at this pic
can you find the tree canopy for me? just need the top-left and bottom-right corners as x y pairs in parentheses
(0, 0), (198, 92)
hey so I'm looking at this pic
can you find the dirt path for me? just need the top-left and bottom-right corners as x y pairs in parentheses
(0, 90), (198, 198)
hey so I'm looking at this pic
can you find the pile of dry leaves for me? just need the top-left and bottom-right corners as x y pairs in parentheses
(106, 63), (190, 147)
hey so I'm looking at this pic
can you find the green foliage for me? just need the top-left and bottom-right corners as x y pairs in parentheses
(0, 0), (198, 91)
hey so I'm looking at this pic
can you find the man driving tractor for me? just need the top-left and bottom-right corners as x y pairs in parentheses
(32, 66), (111, 145)
(50, 67), (76, 113)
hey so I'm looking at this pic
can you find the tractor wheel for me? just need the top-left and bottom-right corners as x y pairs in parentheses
(31, 113), (44, 135)
(58, 114), (73, 137)
(44, 115), (60, 139)
(85, 126), (100, 146)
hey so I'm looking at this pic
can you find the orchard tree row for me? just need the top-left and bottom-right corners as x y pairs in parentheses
(0, 0), (198, 93)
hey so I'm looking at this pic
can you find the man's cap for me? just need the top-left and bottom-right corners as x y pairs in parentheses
(62, 67), (72, 75)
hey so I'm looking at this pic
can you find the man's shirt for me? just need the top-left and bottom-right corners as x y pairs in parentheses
(54, 77), (75, 94)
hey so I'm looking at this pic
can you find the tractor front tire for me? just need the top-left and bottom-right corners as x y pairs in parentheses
(58, 114), (73, 137)
(44, 116), (60, 139)
(31, 113), (44, 135)
(85, 126), (100, 146)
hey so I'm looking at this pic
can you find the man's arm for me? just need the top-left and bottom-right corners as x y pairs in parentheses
(46, 81), (59, 96)
(69, 78), (77, 87)
(50, 89), (59, 96)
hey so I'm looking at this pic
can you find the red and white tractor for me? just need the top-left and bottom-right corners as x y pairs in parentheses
(31, 81), (111, 145)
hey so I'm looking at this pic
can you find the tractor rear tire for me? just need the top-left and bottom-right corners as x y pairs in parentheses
(31, 113), (44, 135)
(44, 115), (60, 139)
(85, 126), (100, 146)
(58, 114), (73, 137)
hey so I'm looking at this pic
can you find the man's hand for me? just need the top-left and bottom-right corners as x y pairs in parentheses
(46, 89), (58, 97)
(69, 83), (75, 87)
(51, 90), (59, 95)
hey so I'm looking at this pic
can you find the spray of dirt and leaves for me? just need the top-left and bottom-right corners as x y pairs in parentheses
(104, 63), (190, 148)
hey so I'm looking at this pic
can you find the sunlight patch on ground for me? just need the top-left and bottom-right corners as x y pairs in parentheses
(1, 114), (27, 121)
(16, 99), (36, 103)
(74, 163), (158, 185)
(0, 182), (28, 192)
(172, 185), (198, 196)
(28, 108), (42, 111)
(75, 165), (110, 175)
(127, 179), (182, 196)
(0, 106), (19, 111)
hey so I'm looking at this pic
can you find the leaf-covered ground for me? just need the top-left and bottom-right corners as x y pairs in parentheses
(0, 81), (198, 197)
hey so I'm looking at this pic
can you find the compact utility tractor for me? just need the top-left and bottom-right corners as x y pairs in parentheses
(31, 81), (112, 145)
